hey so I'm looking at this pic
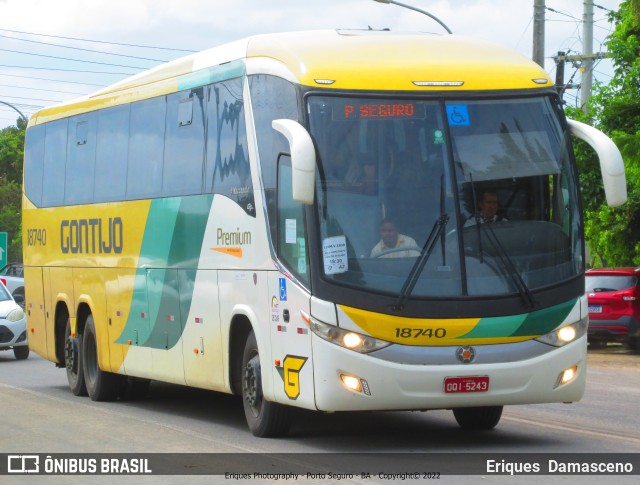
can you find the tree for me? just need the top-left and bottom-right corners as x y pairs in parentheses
(0, 117), (26, 262)
(570, 0), (640, 267)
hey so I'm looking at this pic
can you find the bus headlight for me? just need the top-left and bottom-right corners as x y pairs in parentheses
(309, 317), (391, 353)
(535, 317), (588, 347)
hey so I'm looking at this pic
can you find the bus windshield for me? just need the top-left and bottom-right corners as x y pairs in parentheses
(308, 95), (582, 298)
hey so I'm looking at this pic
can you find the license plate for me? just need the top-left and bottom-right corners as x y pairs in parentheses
(444, 376), (489, 393)
(588, 305), (602, 313)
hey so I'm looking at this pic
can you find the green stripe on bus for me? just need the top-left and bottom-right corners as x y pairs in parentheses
(459, 298), (578, 339)
(116, 194), (214, 348)
(177, 60), (246, 91)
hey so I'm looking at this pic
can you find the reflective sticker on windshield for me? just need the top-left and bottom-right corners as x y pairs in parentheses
(322, 235), (348, 275)
(446, 104), (470, 126)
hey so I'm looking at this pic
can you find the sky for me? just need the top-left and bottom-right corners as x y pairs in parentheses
(0, 0), (624, 129)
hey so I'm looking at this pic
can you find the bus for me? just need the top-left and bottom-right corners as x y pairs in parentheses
(22, 30), (626, 437)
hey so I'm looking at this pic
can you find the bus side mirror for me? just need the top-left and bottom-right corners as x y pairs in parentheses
(272, 119), (316, 205)
(567, 119), (627, 207)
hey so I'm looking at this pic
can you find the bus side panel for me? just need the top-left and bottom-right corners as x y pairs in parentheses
(117, 271), (153, 379)
(103, 268), (128, 373)
(148, 268), (186, 385)
(218, 269), (269, 396)
(41, 267), (57, 363)
(267, 272), (316, 411)
(182, 269), (225, 390)
(23, 266), (49, 360)
(73, 267), (111, 373)
(48, 266), (75, 338)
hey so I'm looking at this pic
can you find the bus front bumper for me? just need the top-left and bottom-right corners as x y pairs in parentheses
(311, 334), (587, 412)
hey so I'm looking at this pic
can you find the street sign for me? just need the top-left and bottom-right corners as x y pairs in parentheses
(0, 232), (7, 268)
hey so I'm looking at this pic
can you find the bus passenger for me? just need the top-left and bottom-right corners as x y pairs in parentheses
(370, 219), (421, 258)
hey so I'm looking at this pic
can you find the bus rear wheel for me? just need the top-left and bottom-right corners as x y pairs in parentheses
(82, 314), (122, 401)
(241, 330), (292, 437)
(453, 406), (503, 430)
(64, 318), (87, 396)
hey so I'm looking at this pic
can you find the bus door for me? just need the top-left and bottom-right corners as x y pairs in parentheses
(266, 155), (315, 409)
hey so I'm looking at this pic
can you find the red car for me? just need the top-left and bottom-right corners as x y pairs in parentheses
(585, 267), (640, 351)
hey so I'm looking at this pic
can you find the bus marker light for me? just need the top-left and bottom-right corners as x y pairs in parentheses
(127, 340), (132, 345)
(30, 327), (34, 333)
(413, 81), (464, 87)
(314, 79), (335, 85)
(532, 78), (549, 84)
(275, 359), (281, 367)
(194, 348), (199, 354)
(300, 311), (310, 324)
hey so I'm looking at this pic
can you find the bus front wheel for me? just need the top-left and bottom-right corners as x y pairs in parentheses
(82, 314), (122, 401)
(241, 330), (292, 437)
(453, 406), (503, 430)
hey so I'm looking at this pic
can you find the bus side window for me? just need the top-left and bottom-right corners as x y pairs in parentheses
(277, 156), (309, 281)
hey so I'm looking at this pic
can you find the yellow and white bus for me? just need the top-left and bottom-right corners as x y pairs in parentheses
(23, 30), (626, 437)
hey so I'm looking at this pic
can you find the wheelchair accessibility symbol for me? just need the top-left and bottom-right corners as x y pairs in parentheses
(446, 104), (470, 126)
(279, 278), (287, 301)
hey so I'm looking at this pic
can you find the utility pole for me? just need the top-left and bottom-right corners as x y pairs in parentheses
(533, 0), (546, 68)
(580, 0), (594, 112)
(555, 51), (566, 97)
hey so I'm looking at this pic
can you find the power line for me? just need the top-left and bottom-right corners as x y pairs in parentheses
(0, 27), (197, 53)
(0, 83), (88, 95)
(0, 72), (105, 86)
(0, 64), (136, 76)
(0, 33), (171, 63)
(1, 94), (66, 104)
(0, 47), (148, 70)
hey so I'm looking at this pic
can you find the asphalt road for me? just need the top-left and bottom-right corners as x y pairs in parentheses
(0, 345), (638, 484)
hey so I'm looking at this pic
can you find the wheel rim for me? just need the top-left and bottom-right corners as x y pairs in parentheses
(64, 336), (78, 375)
(243, 354), (262, 417)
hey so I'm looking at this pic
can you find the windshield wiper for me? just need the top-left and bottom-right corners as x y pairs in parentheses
(477, 222), (536, 308)
(394, 212), (449, 311)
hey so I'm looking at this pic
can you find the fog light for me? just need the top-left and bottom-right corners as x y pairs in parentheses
(555, 365), (578, 388)
(339, 374), (371, 395)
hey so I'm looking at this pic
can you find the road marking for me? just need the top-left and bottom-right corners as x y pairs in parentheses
(503, 415), (640, 445)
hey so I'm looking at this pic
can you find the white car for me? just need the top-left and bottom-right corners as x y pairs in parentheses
(0, 263), (24, 305)
(0, 281), (28, 360)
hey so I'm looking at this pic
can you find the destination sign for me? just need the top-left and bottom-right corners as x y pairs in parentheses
(334, 101), (425, 120)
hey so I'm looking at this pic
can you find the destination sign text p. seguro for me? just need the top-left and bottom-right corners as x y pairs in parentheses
(337, 102), (425, 120)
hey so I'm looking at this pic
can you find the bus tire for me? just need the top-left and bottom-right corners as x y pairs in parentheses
(453, 406), (503, 430)
(82, 314), (121, 402)
(64, 318), (87, 396)
(241, 330), (292, 437)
